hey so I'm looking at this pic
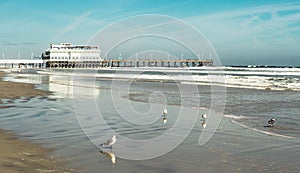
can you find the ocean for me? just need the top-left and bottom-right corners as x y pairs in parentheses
(0, 66), (299, 173)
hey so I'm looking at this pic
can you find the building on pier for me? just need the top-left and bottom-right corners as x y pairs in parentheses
(1, 43), (213, 69)
(41, 43), (102, 68)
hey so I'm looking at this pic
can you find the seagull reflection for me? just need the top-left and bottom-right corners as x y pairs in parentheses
(99, 150), (116, 164)
(162, 117), (168, 124)
(202, 120), (207, 128)
(162, 114), (168, 124)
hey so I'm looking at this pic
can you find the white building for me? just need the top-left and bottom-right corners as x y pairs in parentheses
(42, 43), (101, 68)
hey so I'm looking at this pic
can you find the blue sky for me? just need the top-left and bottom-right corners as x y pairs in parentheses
(0, 0), (300, 65)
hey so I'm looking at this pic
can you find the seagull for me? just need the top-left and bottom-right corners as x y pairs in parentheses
(99, 135), (117, 148)
(268, 118), (275, 127)
(202, 113), (207, 119)
(99, 150), (116, 164)
(163, 107), (168, 115)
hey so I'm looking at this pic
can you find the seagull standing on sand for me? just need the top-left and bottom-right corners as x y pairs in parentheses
(202, 113), (207, 120)
(268, 118), (276, 127)
(99, 135), (117, 148)
(201, 113), (207, 128)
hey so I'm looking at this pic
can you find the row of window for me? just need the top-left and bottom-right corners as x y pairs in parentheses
(50, 51), (100, 53)
(50, 56), (100, 60)
(52, 48), (98, 50)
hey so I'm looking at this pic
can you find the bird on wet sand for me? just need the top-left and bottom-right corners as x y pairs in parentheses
(202, 113), (207, 120)
(268, 118), (276, 127)
(99, 135), (117, 148)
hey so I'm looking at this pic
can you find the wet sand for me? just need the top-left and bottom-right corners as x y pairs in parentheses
(0, 71), (51, 104)
(0, 129), (73, 173)
(0, 70), (72, 173)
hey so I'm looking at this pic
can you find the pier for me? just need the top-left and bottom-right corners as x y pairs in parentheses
(0, 59), (45, 68)
(0, 59), (213, 69)
(102, 59), (213, 68)
(0, 43), (213, 69)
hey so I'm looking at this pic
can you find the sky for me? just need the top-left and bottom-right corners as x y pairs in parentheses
(0, 0), (300, 66)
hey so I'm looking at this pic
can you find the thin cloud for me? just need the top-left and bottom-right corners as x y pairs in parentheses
(21, 42), (37, 45)
(4, 43), (19, 46)
(51, 11), (93, 42)
(186, 2), (300, 46)
(183, 2), (300, 64)
(2, 42), (37, 46)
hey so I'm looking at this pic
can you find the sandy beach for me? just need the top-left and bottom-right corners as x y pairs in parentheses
(0, 70), (72, 173)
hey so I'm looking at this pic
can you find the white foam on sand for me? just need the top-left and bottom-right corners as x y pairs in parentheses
(223, 114), (252, 120)
(230, 119), (297, 139)
(222, 114), (298, 139)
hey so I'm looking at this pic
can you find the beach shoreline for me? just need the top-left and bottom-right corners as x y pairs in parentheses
(0, 70), (73, 173)
(0, 71), (51, 103)
(0, 69), (299, 173)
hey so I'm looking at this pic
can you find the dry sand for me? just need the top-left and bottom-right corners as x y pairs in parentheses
(0, 70), (73, 173)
